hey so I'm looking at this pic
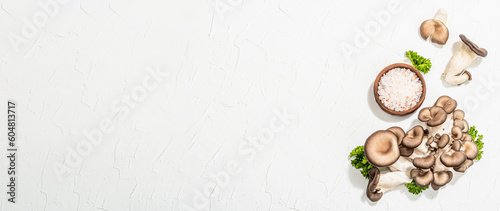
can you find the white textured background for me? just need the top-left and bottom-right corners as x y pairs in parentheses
(1, 0), (500, 210)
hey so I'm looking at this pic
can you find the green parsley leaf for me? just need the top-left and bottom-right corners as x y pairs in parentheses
(405, 50), (432, 74)
(349, 146), (375, 179)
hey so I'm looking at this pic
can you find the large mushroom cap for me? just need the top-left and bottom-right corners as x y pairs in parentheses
(387, 126), (405, 145)
(418, 107), (448, 126)
(440, 151), (467, 167)
(434, 96), (457, 114)
(364, 130), (400, 167)
(402, 125), (425, 148)
(420, 19), (449, 45)
(460, 34), (488, 57)
(411, 169), (434, 187)
(366, 168), (383, 202)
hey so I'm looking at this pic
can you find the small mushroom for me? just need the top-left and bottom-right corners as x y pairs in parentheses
(366, 168), (412, 202)
(418, 106), (448, 127)
(453, 159), (474, 172)
(388, 126), (406, 145)
(451, 140), (462, 151)
(435, 134), (450, 149)
(454, 119), (469, 133)
(431, 171), (453, 190)
(364, 131), (400, 167)
(419, 9), (449, 45)
(411, 169), (434, 187)
(399, 146), (414, 157)
(443, 34), (488, 86)
(451, 126), (463, 140)
(402, 125), (425, 148)
(434, 96), (457, 114)
(461, 133), (473, 142)
(440, 151), (467, 167)
(413, 153), (436, 169)
(462, 141), (479, 160)
(453, 109), (465, 121)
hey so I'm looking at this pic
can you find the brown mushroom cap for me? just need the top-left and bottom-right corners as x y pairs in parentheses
(402, 125), (425, 148)
(367, 168), (383, 202)
(399, 146), (414, 157)
(365, 130), (400, 167)
(454, 159), (474, 172)
(440, 151), (467, 167)
(463, 141), (479, 160)
(418, 107), (448, 126)
(461, 133), (473, 142)
(411, 169), (434, 187)
(420, 19), (449, 45)
(453, 109), (465, 120)
(454, 119), (469, 133)
(451, 140), (462, 151)
(413, 153), (436, 169)
(387, 126), (406, 146)
(434, 96), (457, 114)
(432, 171), (453, 190)
(460, 34), (488, 57)
(435, 134), (450, 149)
(451, 126), (464, 140)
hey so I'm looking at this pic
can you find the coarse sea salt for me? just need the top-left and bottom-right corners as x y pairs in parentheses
(378, 68), (423, 112)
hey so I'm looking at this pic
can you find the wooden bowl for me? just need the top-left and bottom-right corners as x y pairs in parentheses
(373, 63), (426, 116)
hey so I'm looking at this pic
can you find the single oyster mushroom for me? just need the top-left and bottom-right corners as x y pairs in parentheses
(454, 159), (474, 172)
(462, 140), (479, 160)
(431, 171), (453, 190)
(411, 168), (434, 187)
(453, 109), (465, 121)
(364, 131), (400, 167)
(434, 96), (457, 114)
(413, 152), (436, 169)
(451, 126), (463, 140)
(418, 106), (448, 127)
(420, 9), (449, 45)
(402, 125), (425, 148)
(443, 34), (488, 86)
(454, 119), (469, 133)
(366, 168), (412, 202)
(399, 146), (414, 157)
(435, 134), (451, 149)
(440, 150), (467, 167)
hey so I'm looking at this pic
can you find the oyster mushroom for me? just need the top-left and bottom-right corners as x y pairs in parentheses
(411, 169), (434, 187)
(364, 130), (400, 167)
(454, 159), (474, 172)
(418, 106), (448, 127)
(366, 168), (412, 202)
(387, 126), (405, 145)
(413, 152), (436, 169)
(443, 34), (488, 86)
(419, 9), (449, 45)
(434, 96), (457, 114)
(431, 171), (453, 190)
(402, 125), (425, 148)
(440, 150), (467, 167)
(462, 140), (479, 160)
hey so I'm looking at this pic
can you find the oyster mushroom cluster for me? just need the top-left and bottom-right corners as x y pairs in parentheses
(364, 96), (479, 202)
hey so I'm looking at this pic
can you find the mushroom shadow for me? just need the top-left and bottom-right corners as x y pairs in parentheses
(367, 85), (412, 122)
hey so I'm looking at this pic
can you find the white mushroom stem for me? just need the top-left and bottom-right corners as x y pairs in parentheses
(434, 9), (447, 24)
(443, 42), (478, 85)
(376, 171), (412, 193)
(427, 113), (454, 137)
(388, 156), (415, 177)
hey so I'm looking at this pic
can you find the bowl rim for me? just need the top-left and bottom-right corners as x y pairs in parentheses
(373, 63), (427, 116)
